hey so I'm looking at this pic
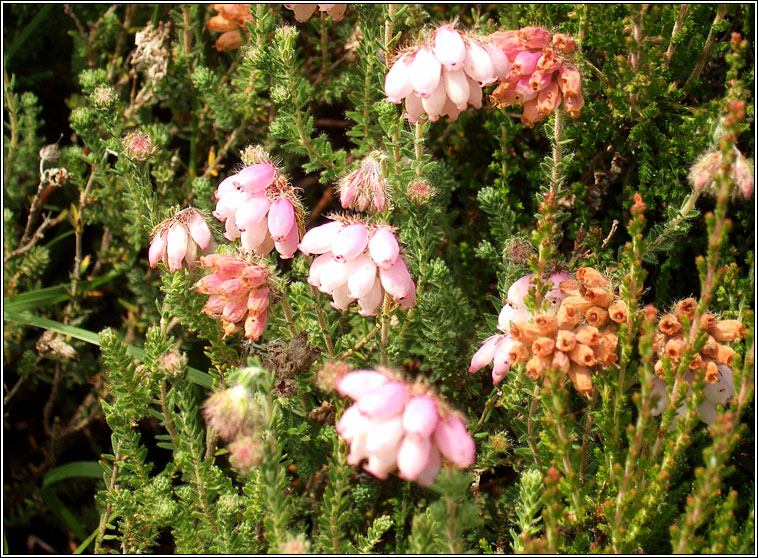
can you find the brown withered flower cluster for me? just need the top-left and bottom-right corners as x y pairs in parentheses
(508, 267), (624, 396)
(650, 298), (745, 383)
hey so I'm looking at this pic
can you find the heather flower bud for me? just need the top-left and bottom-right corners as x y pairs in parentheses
(337, 153), (388, 214)
(709, 319), (746, 343)
(228, 435), (263, 472)
(385, 53), (415, 103)
(122, 131), (155, 161)
(407, 179), (436, 204)
(402, 396), (439, 438)
(91, 84), (118, 109)
(203, 384), (254, 441)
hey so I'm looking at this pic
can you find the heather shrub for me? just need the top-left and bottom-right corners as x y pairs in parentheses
(3, 4), (754, 554)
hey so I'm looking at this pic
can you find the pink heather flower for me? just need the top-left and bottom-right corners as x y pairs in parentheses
(149, 208), (215, 272)
(471, 272), (572, 384)
(337, 153), (388, 214)
(433, 26), (467, 71)
(489, 27), (583, 125)
(385, 26), (510, 123)
(689, 148), (753, 200)
(335, 368), (475, 485)
(194, 254), (272, 340)
(213, 164), (302, 259)
(651, 365), (735, 425)
(301, 218), (415, 315)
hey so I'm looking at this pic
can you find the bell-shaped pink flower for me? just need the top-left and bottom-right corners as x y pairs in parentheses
(357, 279), (384, 317)
(443, 69), (471, 111)
(166, 223), (189, 272)
(337, 369), (391, 400)
(469, 334), (504, 374)
(416, 444), (442, 487)
(332, 223), (369, 263)
(299, 220), (345, 255)
(274, 221), (299, 259)
(358, 381), (408, 419)
(268, 197), (296, 242)
(433, 26), (466, 70)
(368, 227), (400, 270)
(410, 46), (442, 98)
(421, 80), (448, 122)
(379, 257), (415, 304)
(187, 211), (212, 250)
(397, 433), (432, 481)
(463, 40), (495, 85)
(433, 415), (475, 468)
(347, 254), (378, 299)
(234, 163), (277, 194)
(558, 65), (582, 96)
(149, 229), (168, 268)
(402, 395), (439, 437)
(404, 93), (425, 124)
(483, 42), (510, 80)
(235, 193), (271, 231)
(385, 53), (415, 103)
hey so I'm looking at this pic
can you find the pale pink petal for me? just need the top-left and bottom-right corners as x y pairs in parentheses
(405, 93), (425, 123)
(368, 227), (400, 270)
(183, 234), (198, 269)
(240, 217), (269, 252)
(410, 46), (442, 98)
(331, 282), (353, 311)
(337, 370), (391, 400)
(482, 42), (510, 80)
(469, 335), (503, 374)
(463, 40), (494, 85)
(467, 77), (483, 109)
(299, 220), (345, 255)
(267, 197), (296, 242)
(433, 26), (466, 70)
(379, 257), (414, 303)
(443, 68), (470, 111)
(234, 163), (276, 194)
(358, 381), (408, 419)
(187, 211), (212, 250)
(235, 193), (271, 231)
(402, 395), (439, 438)
(433, 415), (475, 468)
(385, 53), (414, 103)
(397, 433), (432, 481)
(318, 257), (350, 294)
(421, 80), (447, 122)
(331, 223), (368, 263)
(149, 229), (168, 268)
(416, 444), (441, 487)
(357, 278), (384, 317)
(253, 232), (274, 258)
(307, 252), (333, 287)
(336, 403), (371, 442)
(347, 254), (377, 299)
(224, 216), (242, 241)
(274, 221), (299, 259)
(166, 224), (189, 272)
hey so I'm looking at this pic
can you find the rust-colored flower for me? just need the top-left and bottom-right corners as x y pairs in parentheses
(207, 4), (253, 51)
(658, 314), (682, 336)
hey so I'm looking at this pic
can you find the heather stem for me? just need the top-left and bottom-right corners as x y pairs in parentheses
(309, 285), (336, 357)
(550, 108), (564, 198)
(527, 387), (542, 468)
(380, 294), (391, 366)
(414, 121), (425, 177)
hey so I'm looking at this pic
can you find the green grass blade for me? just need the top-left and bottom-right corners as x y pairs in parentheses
(4, 271), (123, 312)
(3, 310), (213, 388)
(42, 461), (103, 491)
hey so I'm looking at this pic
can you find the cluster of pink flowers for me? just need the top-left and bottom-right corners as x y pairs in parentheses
(335, 368), (475, 485)
(213, 163), (302, 259)
(469, 271), (572, 385)
(489, 27), (583, 126)
(384, 25), (510, 122)
(689, 147), (754, 199)
(299, 218), (415, 316)
(149, 208), (215, 272)
(284, 3), (346, 22)
(194, 254), (271, 340)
